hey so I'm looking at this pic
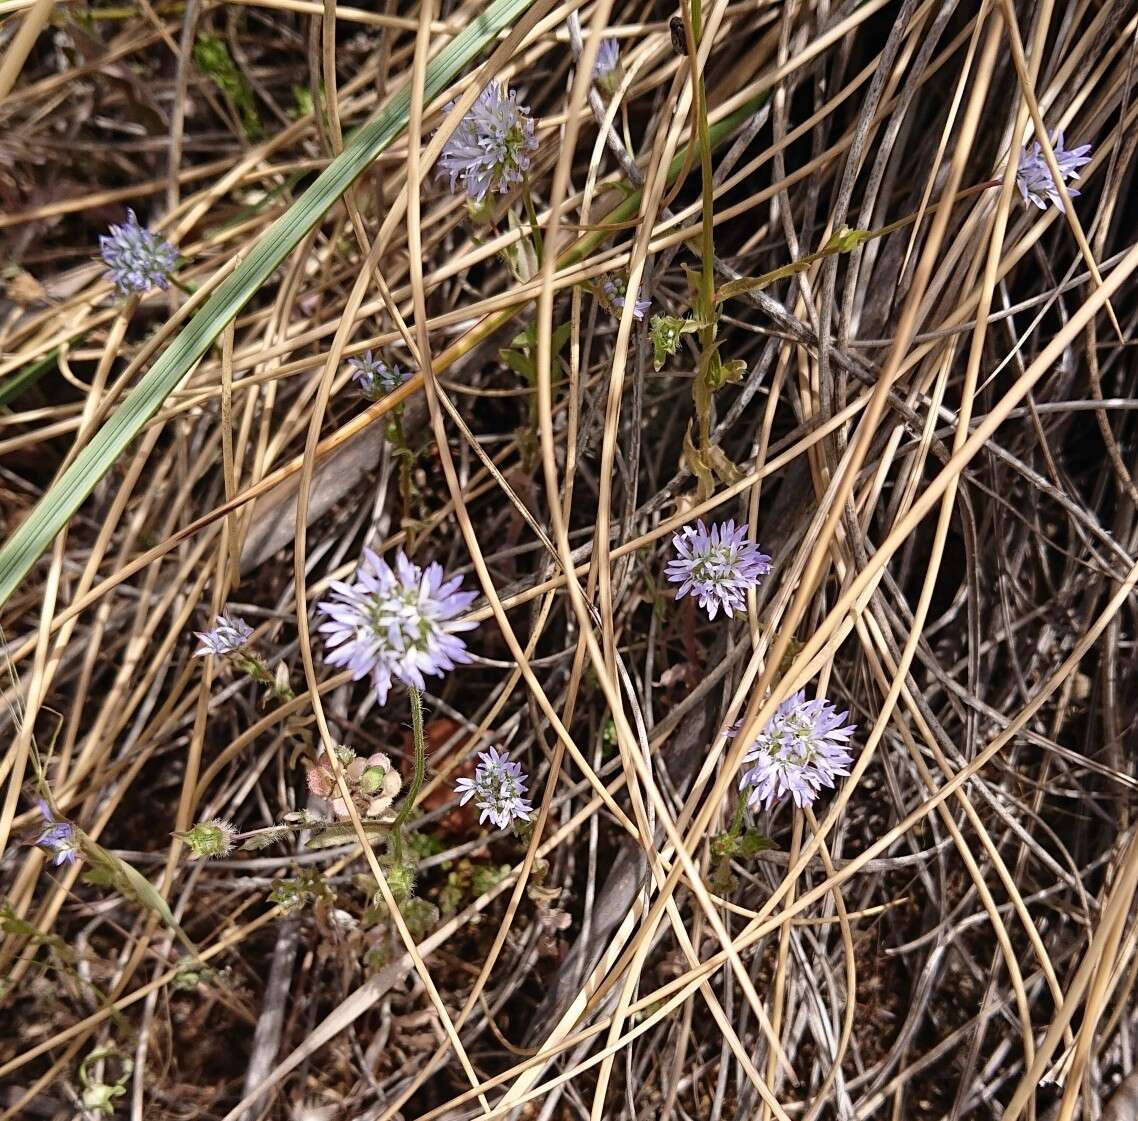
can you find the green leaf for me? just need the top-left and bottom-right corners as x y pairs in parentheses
(499, 347), (536, 383)
(0, 0), (539, 611)
(550, 319), (573, 356)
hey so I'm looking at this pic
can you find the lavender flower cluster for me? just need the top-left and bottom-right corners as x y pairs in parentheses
(33, 801), (80, 867)
(349, 351), (410, 400)
(602, 276), (651, 321)
(437, 81), (538, 203)
(734, 692), (856, 812)
(455, 747), (534, 830)
(99, 210), (179, 295)
(1015, 131), (1092, 213)
(666, 519), (771, 620)
(317, 548), (478, 706)
(193, 613), (254, 657)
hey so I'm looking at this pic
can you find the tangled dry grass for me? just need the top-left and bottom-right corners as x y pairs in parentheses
(3, 0), (1138, 1118)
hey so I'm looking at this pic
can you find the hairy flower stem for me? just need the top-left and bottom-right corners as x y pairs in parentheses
(726, 794), (747, 838)
(521, 175), (544, 266)
(391, 685), (427, 866)
(384, 405), (417, 524)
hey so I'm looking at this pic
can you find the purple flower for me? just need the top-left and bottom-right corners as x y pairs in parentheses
(99, 209), (179, 295)
(317, 549), (478, 705)
(602, 276), (651, 320)
(454, 747), (534, 829)
(593, 38), (620, 81)
(193, 613), (254, 658)
(1015, 131), (1092, 212)
(33, 800), (80, 867)
(665, 519), (772, 619)
(437, 82), (538, 203)
(349, 350), (409, 400)
(735, 692), (856, 811)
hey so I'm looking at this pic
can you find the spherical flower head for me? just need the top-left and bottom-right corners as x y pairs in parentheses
(736, 692), (856, 812)
(437, 81), (538, 203)
(184, 819), (237, 859)
(99, 209), (179, 295)
(454, 746), (534, 830)
(665, 519), (772, 619)
(601, 276), (651, 321)
(33, 800), (81, 867)
(348, 350), (410, 400)
(193, 612), (254, 657)
(317, 549), (479, 706)
(1015, 131), (1092, 213)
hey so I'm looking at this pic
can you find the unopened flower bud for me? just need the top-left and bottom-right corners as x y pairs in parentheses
(184, 819), (236, 860)
(386, 861), (416, 901)
(360, 765), (388, 795)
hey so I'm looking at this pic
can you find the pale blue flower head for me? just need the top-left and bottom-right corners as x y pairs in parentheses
(34, 801), (81, 867)
(454, 746), (534, 829)
(1015, 131), (1092, 212)
(437, 82), (539, 202)
(348, 350), (409, 400)
(735, 692), (856, 811)
(602, 276), (651, 321)
(593, 38), (620, 81)
(99, 210), (179, 294)
(317, 549), (478, 705)
(193, 613), (254, 658)
(665, 519), (772, 619)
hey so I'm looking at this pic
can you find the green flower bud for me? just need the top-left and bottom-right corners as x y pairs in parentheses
(650, 313), (700, 371)
(183, 819), (235, 860)
(386, 861), (416, 901)
(359, 765), (388, 795)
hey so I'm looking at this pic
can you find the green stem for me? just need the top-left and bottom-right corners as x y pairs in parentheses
(391, 685), (427, 865)
(385, 403), (417, 523)
(688, 0), (718, 454)
(521, 174), (544, 266)
(728, 792), (748, 837)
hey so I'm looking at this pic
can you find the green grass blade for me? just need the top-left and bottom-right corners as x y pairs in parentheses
(0, 0), (535, 610)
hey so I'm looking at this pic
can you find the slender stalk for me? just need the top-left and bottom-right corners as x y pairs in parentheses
(391, 684), (427, 866)
(521, 174), (544, 266)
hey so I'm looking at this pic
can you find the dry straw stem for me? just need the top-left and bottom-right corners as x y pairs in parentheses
(4, 0), (1138, 1119)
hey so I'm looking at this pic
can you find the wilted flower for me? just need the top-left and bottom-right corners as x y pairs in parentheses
(99, 210), (179, 295)
(1015, 131), (1092, 212)
(33, 800), (80, 867)
(184, 819), (237, 859)
(318, 549), (478, 705)
(601, 276), (651, 320)
(193, 613), (254, 657)
(665, 519), (772, 619)
(349, 350), (409, 400)
(455, 747), (534, 829)
(306, 744), (403, 818)
(437, 82), (539, 202)
(735, 691), (856, 811)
